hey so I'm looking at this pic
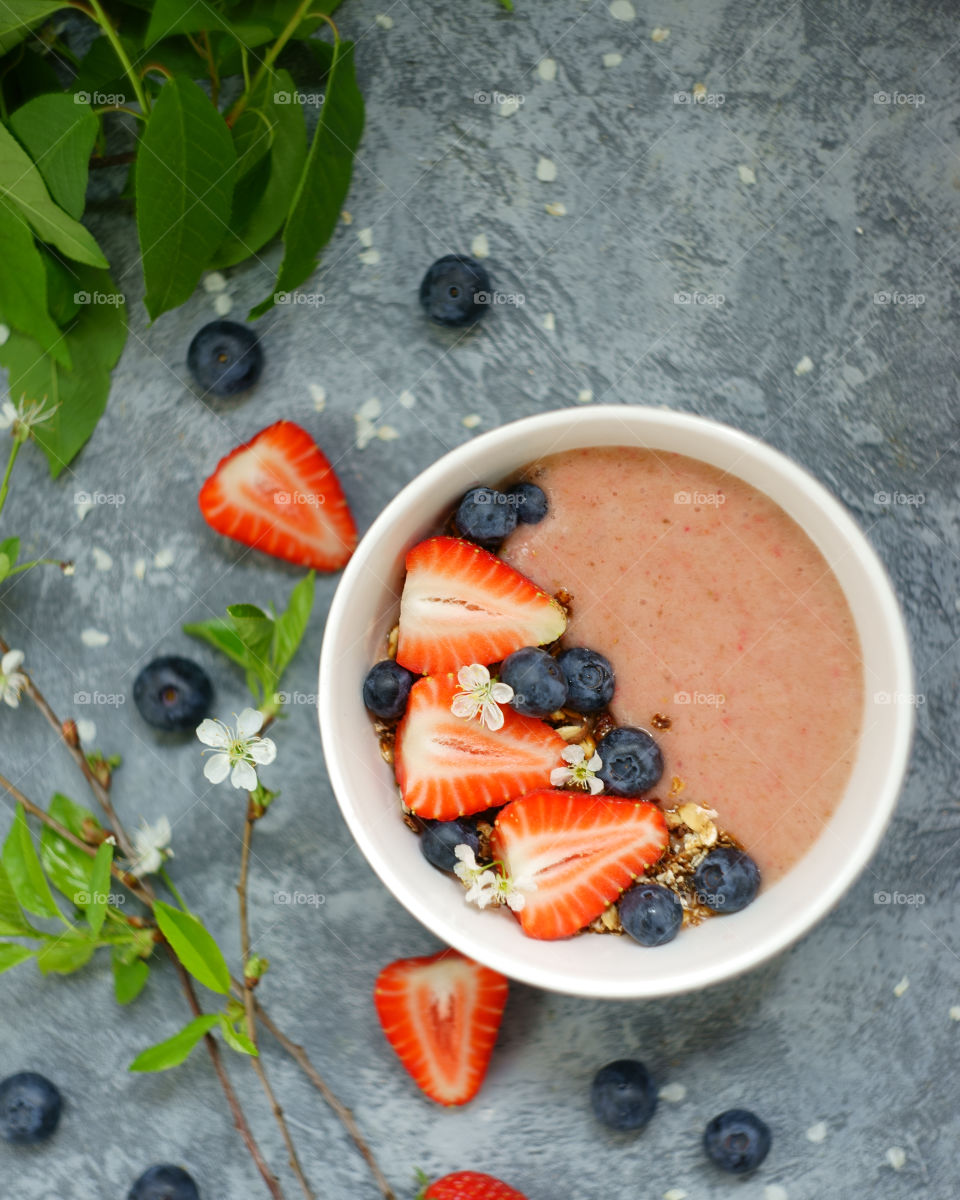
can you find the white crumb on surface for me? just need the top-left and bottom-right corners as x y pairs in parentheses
(377, 425), (400, 441)
(603, 52), (623, 68)
(213, 292), (233, 316)
(309, 383), (326, 412)
(794, 354), (814, 375)
(542, 312), (556, 332)
(341, 209), (353, 224)
(660, 1082), (686, 1103)
(764, 1187), (789, 1200)
(355, 398), (382, 449)
(886, 1146), (906, 1170)
(856, 225), (864, 234)
(806, 1122), (828, 1143)
(893, 975), (910, 997)
(133, 558), (147, 581)
(81, 628), (109, 648)
(359, 397), (381, 420)
(950, 1005), (960, 1020)
(357, 226), (373, 248)
(202, 272), (227, 293)
(358, 248), (381, 266)
(738, 164), (757, 185)
(576, 388), (594, 404)
(536, 156), (558, 182)
(537, 57), (557, 81)
(651, 26), (670, 41)
(498, 95), (521, 117)
(471, 233), (490, 259)
(91, 548), (113, 572)
(663, 1190), (687, 1200)
(398, 390), (416, 409)
(692, 82), (707, 100)
(153, 548), (174, 569)
(545, 201), (567, 216)
(375, 13), (393, 28)
(75, 496), (94, 521)
(0, 324), (9, 346)
(76, 718), (96, 744)
(609, 0), (636, 20)
(462, 414), (482, 429)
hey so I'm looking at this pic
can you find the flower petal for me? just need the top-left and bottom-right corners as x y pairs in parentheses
(451, 693), (479, 719)
(231, 759), (258, 790)
(3, 687), (20, 708)
(506, 890), (526, 912)
(247, 736), (277, 765)
(481, 699), (505, 731)
(236, 707), (264, 738)
(458, 663), (489, 690)
(196, 719), (230, 748)
(550, 767), (571, 787)
(1, 649), (24, 675)
(454, 843), (477, 865)
(588, 776), (604, 795)
(203, 753), (232, 783)
(587, 753), (602, 771)
(490, 682), (514, 703)
(562, 744), (585, 765)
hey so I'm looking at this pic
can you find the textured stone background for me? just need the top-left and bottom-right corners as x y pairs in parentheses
(1, 1), (959, 1197)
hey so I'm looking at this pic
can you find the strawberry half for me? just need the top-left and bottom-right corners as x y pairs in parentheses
(395, 675), (566, 820)
(490, 789), (668, 940)
(198, 420), (357, 570)
(374, 950), (509, 1106)
(396, 536), (566, 675)
(421, 1172), (528, 1200)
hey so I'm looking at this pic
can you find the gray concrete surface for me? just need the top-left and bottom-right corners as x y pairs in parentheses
(2, 0), (959, 1196)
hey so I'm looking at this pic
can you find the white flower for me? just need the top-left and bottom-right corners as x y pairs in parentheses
(453, 843), (527, 912)
(551, 743), (604, 794)
(0, 395), (58, 440)
(0, 648), (27, 707)
(196, 708), (277, 790)
(130, 816), (173, 877)
(450, 663), (514, 731)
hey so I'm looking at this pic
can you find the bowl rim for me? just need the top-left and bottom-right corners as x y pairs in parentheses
(319, 405), (914, 998)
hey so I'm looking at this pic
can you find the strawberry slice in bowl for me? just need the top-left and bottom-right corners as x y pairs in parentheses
(199, 419), (357, 570)
(396, 536), (566, 676)
(374, 949), (509, 1106)
(395, 675), (567, 820)
(490, 789), (669, 940)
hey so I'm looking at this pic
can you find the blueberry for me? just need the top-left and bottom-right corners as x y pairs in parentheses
(619, 883), (683, 947)
(419, 254), (491, 326)
(595, 726), (663, 796)
(703, 1109), (771, 1174)
(0, 1072), (62, 1144)
(505, 481), (548, 524)
(362, 660), (417, 721)
(420, 818), (481, 873)
(500, 647), (567, 718)
(128, 1164), (201, 1200)
(557, 647), (615, 713)
(187, 320), (263, 396)
(455, 486), (518, 548)
(591, 1060), (657, 1131)
(693, 847), (761, 913)
(133, 656), (213, 732)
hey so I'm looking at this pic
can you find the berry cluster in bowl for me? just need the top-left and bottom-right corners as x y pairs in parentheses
(362, 478), (761, 947)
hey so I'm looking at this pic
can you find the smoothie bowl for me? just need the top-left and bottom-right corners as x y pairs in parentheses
(318, 407), (913, 998)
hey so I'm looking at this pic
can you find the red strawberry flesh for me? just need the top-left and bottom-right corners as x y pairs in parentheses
(423, 1171), (528, 1199)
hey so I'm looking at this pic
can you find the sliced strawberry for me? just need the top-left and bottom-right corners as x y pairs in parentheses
(374, 949), (509, 1106)
(395, 676), (567, 820)
(396, 536), (566, 675)
(422, 1172), (528, 1200)
(198, 420), (357, 570)
(490, 789), (668, 940)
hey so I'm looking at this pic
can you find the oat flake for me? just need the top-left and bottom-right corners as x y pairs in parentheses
(375, 13), (393, 28)
(609, 0), (636, 20)
(76, 718), (96, 743)
(806, 1121), (827, 1143)
(545, 201), (567, 216)
(377, 425), (400, 441)
(202, 272), (227, 293)
(536, 156), (557, 182)
(660, 1082), (686, 1102)
(92, 548), (113, 572)
(462, 414), (482, 429)
(738, 164), (757, 185)
(893, 975), (909, 997)
(542, 312), (556, 332)
(794, 355), (814, 375)
(358, 248), (381, 266)
(357, 227), (374, 248)
(153, 548), (174, 569)
(576, 388), (594, 404)
(133, 558), (147, 581)
(213, 292), (233, 316)
(886, 1146), (906, 1170)
(398, 390), (416, 409)
(498, 96), (520, 118)
(81, 629), (109, 648)
(309, 383), (326, 412)
(471, 233), (490, 259)
(764, 1187), (789, 1200)
(537, 58), (557, 81)
(664, 1190), (687, 1200)
(950, 1005), (960, 1020)
(602, 53), (623, 68)
(651, 26), (670, 42)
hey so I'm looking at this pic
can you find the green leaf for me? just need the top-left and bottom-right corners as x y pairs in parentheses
(272, 570), (315, 681)
(226, 604), (274, 666)
(251, 38), (364, 316)
(0, 198), (71, 364)
(0, 942), (34, 974)
(0, 857), (32, 936)
(218, 1012), (259, 1056)
(211, 69), (307, 269)
(153, 899), (230, 994)
(40, 793), (100, 905)
(112, 949), (150, 1005)
(0, 1), (64, 56)
(231, 106), (275, 181)
(183, 617), (249, 670)
(36, 929), (94, 975)
(135, 76), (237, 320)
(0, 538), (20, 571)
(0, 554), (9, 583)
(0, 262), (127, 477)
(2, 803), (61, 919)
(0, 121), (107, 267)
(129, 1013), (219, 1072)
(86, 841), (114, 936)
(145, 0), (231, 45)
(41, 252), (82, 326)
(8, 94), (99, 220)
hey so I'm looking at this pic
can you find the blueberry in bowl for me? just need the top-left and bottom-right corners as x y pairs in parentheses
(595, 726), (663, 795)
(557, 647), (615, 713)
(455, 486), (518, 548)
(500, 646), (567, 717)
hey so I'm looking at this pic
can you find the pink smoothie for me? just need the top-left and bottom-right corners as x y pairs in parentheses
(500, 446), (864, 881)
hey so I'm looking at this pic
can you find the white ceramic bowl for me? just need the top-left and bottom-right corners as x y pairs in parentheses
(318, 407), (913, 998)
